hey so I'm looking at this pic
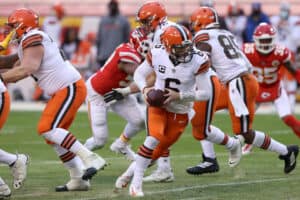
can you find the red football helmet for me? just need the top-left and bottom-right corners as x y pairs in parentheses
(190, 6), (219, 32)
(253, 23), (276, 54)
(136, 1), (167, 33)
(160, 24), (193, 63)
(129, 27), (151, 58)
(7, 8), (39, 39)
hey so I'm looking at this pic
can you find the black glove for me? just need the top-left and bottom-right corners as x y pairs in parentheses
(103, 90), (125, 104)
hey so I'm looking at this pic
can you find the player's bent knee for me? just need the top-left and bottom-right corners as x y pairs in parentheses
(192, 126), (206, 140)
(241, 130), (255, 144)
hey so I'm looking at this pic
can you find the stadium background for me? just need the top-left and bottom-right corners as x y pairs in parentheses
(1, 0), (300, 102)
(0, 1), (299, 200)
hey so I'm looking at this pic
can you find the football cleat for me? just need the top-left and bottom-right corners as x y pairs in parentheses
(143, 168), (174, 183)
(10, 154), (29, 189)
(55, 178), (90, 192)
(115, 175), (132, 189)
(81, 153), (106, 180)
(110, 138), (136, 161)
(279, 145), (299, 174)
(129, 184), (144, 197)
(242, 144), (254, 155)
(186, 154), (219, 175)
(228, 135), (244, 168)
(0, 177), (11, 199)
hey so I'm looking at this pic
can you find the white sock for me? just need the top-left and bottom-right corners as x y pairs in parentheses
(43, 128), (90, 155)
(200, 140), (216, 158)
(122, 161), (136, 177)
(206, 125), (235, 150)
(253, 130), (288, 155)
(53, 144), (85, 178)
(0, 149), (17, 165)
(131, 154), (151, 188)
(123, 122), (144, 139)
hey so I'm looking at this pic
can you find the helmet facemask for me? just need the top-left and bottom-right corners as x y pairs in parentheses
(170, 41), (193, 63)
(129, 27), (151, 58)
(254, 35), (275, 54)
(138, 15), (157, 33)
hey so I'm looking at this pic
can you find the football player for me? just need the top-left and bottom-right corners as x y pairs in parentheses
(186, 7), (299, 175)
(83, 27), (150, 161)
(114, 24), (243, 197)
(0, 29), (28, 198)
(242, 23), (300, 154)
(0, 8), (106, 192)
(135, 0), (178, 183)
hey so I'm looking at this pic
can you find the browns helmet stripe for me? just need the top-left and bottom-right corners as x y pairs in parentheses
(171, 25), (188, 42)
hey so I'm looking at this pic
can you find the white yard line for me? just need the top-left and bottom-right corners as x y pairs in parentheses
(12, 177), (300, 199)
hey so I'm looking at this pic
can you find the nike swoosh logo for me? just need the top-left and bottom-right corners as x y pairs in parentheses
(290, 153), (296, 166)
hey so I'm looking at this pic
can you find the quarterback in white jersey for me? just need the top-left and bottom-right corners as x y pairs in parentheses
(135, 0), (177, 183)
(114, 24), (243, 197)
(0, 8), (106, 191)
(187, 6), (299, 176)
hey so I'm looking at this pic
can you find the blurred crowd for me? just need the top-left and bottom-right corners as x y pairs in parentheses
(1, 0), (300, 102)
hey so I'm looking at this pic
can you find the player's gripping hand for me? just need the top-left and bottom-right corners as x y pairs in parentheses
(0, 30), (15, 51)
(103, 87), (131, 105)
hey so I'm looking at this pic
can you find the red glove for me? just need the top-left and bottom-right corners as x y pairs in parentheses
(295, 70), (300, 84)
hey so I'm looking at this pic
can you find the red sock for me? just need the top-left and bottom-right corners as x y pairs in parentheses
(283, 115), (300, 138)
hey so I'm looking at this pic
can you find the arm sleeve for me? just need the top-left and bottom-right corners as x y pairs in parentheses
(180, 72), (211, 101)
(133, 60), (154, 91)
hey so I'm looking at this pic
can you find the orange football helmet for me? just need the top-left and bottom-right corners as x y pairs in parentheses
(53, 2), (65, 20)
(160, 24), (193, 63)
(136, 1), (167, 33)
(190, 7), (219, 32)
(7, 8), (39, 39)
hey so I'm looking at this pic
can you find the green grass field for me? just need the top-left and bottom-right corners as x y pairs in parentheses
(0, 111), (300, 200)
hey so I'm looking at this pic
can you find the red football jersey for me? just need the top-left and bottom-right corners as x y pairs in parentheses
(91, 43), (142, 95)
(243, 43), (291, 102)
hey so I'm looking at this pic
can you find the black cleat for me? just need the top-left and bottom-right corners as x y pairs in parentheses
(55, 185), (69, 192)
(82, 167), (97, 180)
(279, 145), (299, 174)
(186, 154), (219, 175)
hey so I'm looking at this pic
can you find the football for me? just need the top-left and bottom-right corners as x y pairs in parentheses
(146, 89), (167, 107)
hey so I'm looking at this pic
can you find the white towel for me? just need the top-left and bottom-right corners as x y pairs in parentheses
(228, 78), (249, 117)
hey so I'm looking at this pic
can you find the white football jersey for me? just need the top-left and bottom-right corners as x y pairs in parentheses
(194, 28), (252, 84)
(0, 80), (6, 93)
(150, 45), (209, 114)
(152, 19), (177, 45)
(18, 29), (81, 96)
